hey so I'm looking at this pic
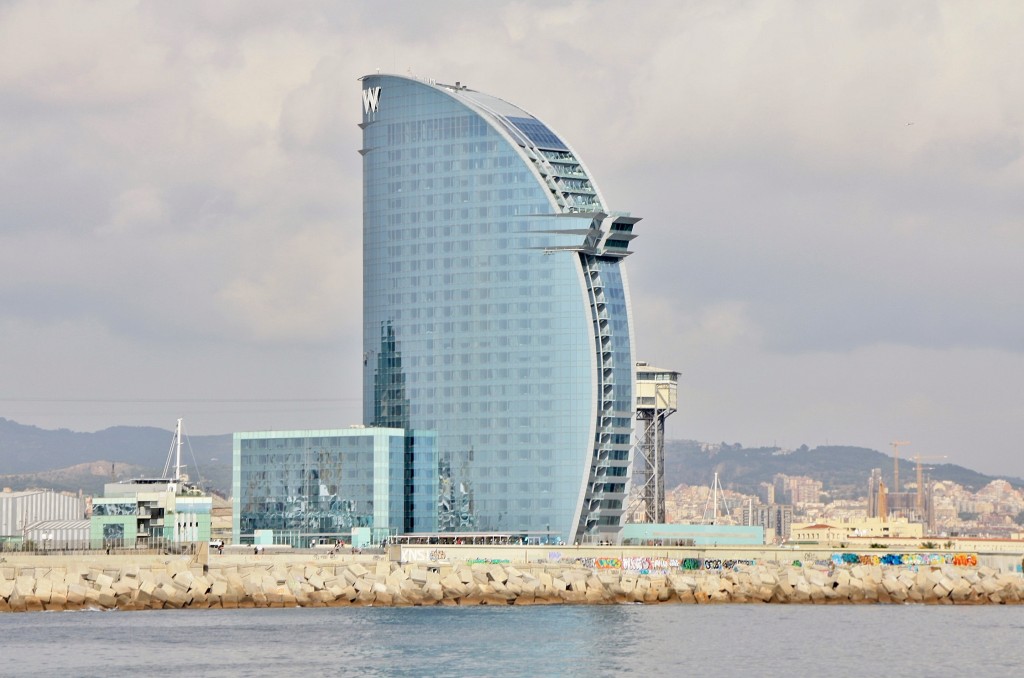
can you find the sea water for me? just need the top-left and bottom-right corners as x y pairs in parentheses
(1, 604), (1021, 677)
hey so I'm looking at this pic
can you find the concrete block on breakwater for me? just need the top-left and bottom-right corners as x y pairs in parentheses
(2, 554), (1024, 612)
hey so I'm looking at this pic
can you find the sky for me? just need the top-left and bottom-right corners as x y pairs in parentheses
(1, 1), (1022, 478)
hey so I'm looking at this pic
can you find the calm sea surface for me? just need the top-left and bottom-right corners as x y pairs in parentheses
(1, 604), (1021, 677)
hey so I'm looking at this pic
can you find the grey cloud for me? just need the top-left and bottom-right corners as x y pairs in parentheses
(2, 0), (1023, 478)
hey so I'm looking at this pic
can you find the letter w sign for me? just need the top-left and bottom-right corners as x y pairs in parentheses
(362, 87), (381, 115)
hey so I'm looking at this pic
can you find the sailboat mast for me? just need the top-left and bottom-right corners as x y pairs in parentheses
(712, 472), (719, 523)
(175, 417), (183, 481)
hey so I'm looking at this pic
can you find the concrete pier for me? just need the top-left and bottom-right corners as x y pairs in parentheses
(2, 550), (1023, 611)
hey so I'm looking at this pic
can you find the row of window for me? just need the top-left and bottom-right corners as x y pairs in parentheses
(395, 395), (632, 414)
(368, 342), (591, 364)
(385, 151), (520, 175)
(239, 447), (609, 469)
(371, 284), (560, 306)
(383, 169), (532, 192)
(373, 288), (566, 310)
(378, 208), (569, 229)
(384, 116), (491, 145)
(243, 441), (376, 453)
(369, 366), (593, 383)
(379, 221), (553, 239)
(372, 187), (544, 207)
(369, 196), (550, 215)
(636, 372), (676, 381)
(379, 139), (499, 161)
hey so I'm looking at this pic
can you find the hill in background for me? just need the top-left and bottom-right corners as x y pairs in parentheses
(2, 418), (1019, 499)
(664, 440), (1022, 498)
(0, 418), (232, 496)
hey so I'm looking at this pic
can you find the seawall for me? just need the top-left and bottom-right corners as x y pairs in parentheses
(2, 552), (1023, 611)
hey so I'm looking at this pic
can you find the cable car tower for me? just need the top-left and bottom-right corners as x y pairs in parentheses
(626, 362), (679, 523)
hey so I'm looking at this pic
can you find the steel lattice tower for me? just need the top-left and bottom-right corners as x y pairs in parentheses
(627, 363), (679, 524)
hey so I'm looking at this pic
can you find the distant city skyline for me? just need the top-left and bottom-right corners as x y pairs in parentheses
(2, 2), (1022, 478)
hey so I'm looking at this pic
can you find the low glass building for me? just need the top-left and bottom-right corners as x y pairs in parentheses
(232, 427), (437, 546)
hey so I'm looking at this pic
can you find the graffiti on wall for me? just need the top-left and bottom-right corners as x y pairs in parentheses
(561, 556), (757, 573)
(623, 556), (753, 573)
(830, 552), (979, 567)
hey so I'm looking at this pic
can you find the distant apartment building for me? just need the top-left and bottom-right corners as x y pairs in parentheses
(740, 503), (794, 543)
(773, 474), (822, 505)
(791, 478), (823, 505)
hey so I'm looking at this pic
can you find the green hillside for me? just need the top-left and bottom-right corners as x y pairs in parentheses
(0, 417), (233, 495)
(2, 417), (1018, 499)
(663, 441), (1020, 498)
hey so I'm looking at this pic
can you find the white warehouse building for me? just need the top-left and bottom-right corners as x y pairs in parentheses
(0, 488), (88, 547)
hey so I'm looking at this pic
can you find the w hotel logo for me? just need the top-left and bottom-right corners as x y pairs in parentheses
(362, 86), (381, 115)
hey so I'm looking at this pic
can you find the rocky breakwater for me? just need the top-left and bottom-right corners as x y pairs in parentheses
(2, 558), (1023, 611)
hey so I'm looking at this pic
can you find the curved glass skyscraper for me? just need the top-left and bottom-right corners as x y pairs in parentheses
(360, 74), (639, 544)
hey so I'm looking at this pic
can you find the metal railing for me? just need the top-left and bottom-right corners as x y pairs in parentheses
(1, 538), (203, 556)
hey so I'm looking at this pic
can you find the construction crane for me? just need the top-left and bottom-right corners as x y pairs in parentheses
(914, 454), (947, 513)
(890, 440), (910, 492)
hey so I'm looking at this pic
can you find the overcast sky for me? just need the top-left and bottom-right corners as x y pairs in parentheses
(2, 1), (1022, 478)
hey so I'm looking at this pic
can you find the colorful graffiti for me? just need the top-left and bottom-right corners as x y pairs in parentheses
(829, 552), (978, 567)
(466, 558), (511, 565)
(563, 556), (759, 573)
(622, 557), (684, 574)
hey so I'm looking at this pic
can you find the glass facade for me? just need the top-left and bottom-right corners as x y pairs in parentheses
(361, 75), (639, 543)
(232, 428), (438, 544)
